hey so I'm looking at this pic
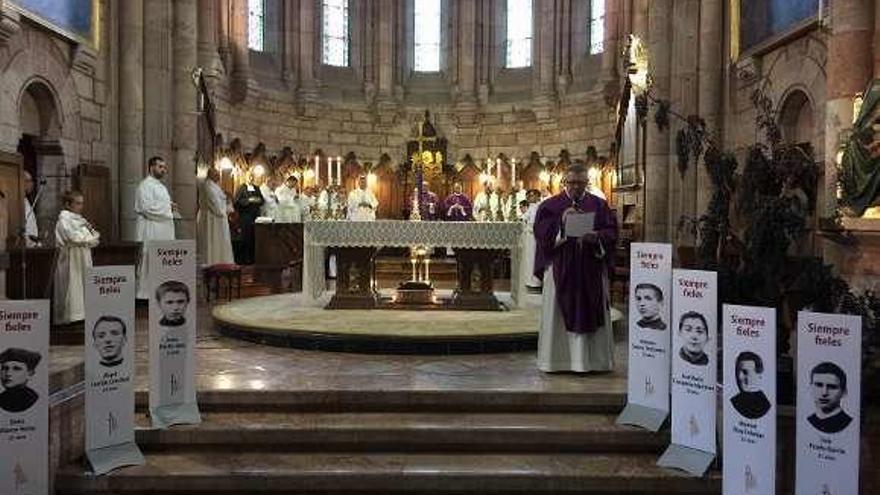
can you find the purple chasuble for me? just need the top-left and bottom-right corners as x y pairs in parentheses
(443, 193), (473, 221)
(532, 192), (618, 333)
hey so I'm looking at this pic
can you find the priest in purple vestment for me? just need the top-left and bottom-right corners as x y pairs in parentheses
(442, 183), (473, 221)
(413, 181), (441, 220)
(532, 163), (618, 372)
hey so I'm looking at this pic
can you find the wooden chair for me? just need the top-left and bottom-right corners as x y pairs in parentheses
(203, 263), (242, 302)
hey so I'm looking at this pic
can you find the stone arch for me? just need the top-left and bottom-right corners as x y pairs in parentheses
(777, 88), (816, 147)
(18, 78), (62, 139)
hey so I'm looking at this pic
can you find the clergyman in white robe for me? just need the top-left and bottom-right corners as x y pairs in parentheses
(473, 184), (499, 222)
(53, 198), (100, 324)
(519, 202), (541, 291)
(347, 178), (378, 221)
(197, 173), (234, 266)
(260, 181), (279, 220)
(135, 159), (176, 299)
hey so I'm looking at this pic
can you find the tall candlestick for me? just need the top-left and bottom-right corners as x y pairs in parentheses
(511, 158), (516, 186)
(326, 157), (332, 187)
(336, 156), (342, 186)
(314, 155), (320, 186)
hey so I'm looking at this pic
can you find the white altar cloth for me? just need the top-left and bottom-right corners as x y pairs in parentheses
(302, 220), (525, 307)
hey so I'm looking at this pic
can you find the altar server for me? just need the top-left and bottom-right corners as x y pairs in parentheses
(53, 190), (100, 324)
(260, 175), (280, 219)
(275, 175), (303, 223)
(519, 190), (542, 292)
(197, 167), (234, 266)
(473, 181), (499, 222)
(533, 164), (618, 372)
(347, 176), (378, 221)
(135, 156), (176, 299)
(443, 183), (473, 221)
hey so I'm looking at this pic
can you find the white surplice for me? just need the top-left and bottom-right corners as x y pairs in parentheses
(537, 265), (614, 373)
(346, 188), (378, 221)
(135, 175), (175, 299)
(197, 178), (234, 266)
(260, 183), (278, 219)
(275, 185), (303, 223)
(53, 209), (100, 324)
(519, 203), (541, 290)
(473, 192), (499, 222)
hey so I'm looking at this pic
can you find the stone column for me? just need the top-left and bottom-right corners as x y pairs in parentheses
(281, 0), (294, 83)
(217, 0), (231, 70)
(555, 0), (572, 93)
(229, 0), (250, 102)
(376, 0), (396, 104)
(533, 0), (556, 122)
(824, 0), (874, 216)
(143, 0), (172, 167)
(600, 0), (621, 84)
(697, 0), (722, 215)
(119, 0), (145, 241)
(361, 1), (377, 102)
(197, 0), (223, 77)
(173, 0), (198, 239)
(643, 0), (672, 242)
(296, 0), (319, 110)
(454, 0), (478, 125)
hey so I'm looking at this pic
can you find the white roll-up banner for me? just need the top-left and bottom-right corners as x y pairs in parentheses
(617, 243), (672, 431)
(84, 266), (144, 474)
(723, 304), (776, 495)
(0, 300), (49, 495)
(658, 269), (717, 476)
(148, 240), (201, 428)
(796, 311), (861, 495)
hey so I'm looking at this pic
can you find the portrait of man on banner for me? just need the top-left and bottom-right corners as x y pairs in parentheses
(807, 361), (853, 434)
(730, 351), (772, 420)
(677, 311), (710, 366)
(0, 347), (42, 413)
(156, 281), (190, 328)
(634, 283), (667, 331)
(92, 316), (128, 368)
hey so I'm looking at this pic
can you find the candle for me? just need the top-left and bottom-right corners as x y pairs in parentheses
(424, 258), (430, 283)
(314, 155), (319, 186)
(496, 158), (501, 183)
(336, 156), (342, 186)
(511, 158), (516, 186)
(326, 156), (332, 187)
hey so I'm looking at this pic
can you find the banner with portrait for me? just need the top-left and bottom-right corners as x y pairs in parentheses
(796, 311), (861, 495)
(84, 266), (144, 474)
(0, 300), (49, 495)
(617, 243), (672, 431)
(148, 240), (201, 428)
(658, 269), (717, 476)
(722, 304), (776, 495)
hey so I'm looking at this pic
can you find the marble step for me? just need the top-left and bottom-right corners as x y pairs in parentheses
(133, 412), (667, 453)
(56, 452), (720, 494)
(133, 390), (626, 414)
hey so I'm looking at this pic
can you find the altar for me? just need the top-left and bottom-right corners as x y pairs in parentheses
(302, 220), (525, 309)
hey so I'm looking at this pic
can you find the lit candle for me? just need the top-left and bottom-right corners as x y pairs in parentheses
(424, 258), (430, 283)
(336, 156), (342, 186)
(511, 158), (516, 186)
(411, 258), (417, 281)
(326, 156), (332, 187)
(314, 155), (320, 186)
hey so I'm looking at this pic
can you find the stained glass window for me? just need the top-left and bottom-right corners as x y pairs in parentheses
(322, 0), (350, 67)
(505, 0), (532, 68)
(247, 0), (265, 51)
(414, 0), (441, 72)
(589, 0), (605, 55)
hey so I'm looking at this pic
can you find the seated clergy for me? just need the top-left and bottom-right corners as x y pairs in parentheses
(533, 164), (618, 372)
(53, 190), (100, 324)
(275, 175), (304, 223)
(347, 176), (378, 221)
(197, 168), (234, 266)
(443, 183), (473, 221)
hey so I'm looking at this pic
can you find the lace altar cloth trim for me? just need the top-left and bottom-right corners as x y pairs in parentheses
(304, 220), (523, 248)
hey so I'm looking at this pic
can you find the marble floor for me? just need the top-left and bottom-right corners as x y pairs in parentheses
(50, 295), (630, 396)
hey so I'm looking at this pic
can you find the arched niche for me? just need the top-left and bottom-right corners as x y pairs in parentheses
(778, 89), (815, 148)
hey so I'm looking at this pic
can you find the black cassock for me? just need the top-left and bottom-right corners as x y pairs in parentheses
(234, 184), (264, 264)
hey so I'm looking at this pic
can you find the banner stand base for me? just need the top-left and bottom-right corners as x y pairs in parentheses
(615, 403), (667, 432)
(150, 402), (202, 429)
(86, 442), (145, 476)
(657, 443), (714, 477)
